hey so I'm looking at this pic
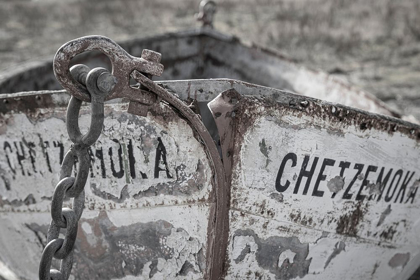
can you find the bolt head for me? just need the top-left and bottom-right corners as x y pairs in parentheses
(97, 72), (117, 93)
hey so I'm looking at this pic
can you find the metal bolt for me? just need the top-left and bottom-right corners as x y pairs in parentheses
(97, 72), (117, 93)
(300, 100), (309, 108)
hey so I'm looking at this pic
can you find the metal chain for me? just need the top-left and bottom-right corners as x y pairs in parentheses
(38, 65), (116, 280)
(43, 35), (226, 279)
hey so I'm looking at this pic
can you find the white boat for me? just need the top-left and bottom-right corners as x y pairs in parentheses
(0, 4), (419, 280)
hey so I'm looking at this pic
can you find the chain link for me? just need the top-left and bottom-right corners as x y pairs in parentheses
(38, 65), (115, 280)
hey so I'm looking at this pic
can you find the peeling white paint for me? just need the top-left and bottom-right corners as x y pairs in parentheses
(226, 102), (420, 279)
(0, 103), (213, 279)
(227, 210), (420, 280)
(278, 249), (296, 267)
(0, 204), (211, 279)
(0, 104), (213, 213)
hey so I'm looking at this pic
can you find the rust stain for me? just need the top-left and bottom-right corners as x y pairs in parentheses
(74, 210), (206, 279)
(233, 229), (311, 279)
(289, 211), (314, 227)
(379, 225), (398, 241)
(0, 94), (56, 114)
(78, 215), (109, 259)
(230, 94), (420, 148)
(336, 202), (367, 237)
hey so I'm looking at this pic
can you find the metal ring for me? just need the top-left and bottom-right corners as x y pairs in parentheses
(47, 210), (78, 260)
(66, 68), (108, 147)
(50, 269), (64, 280)
(51, 177), (75, 228)
(51, 177), (85, 227)
(59, 146), (89, 198)
(70, 64), (90, 86)
(39, 239), (64, 280)
(60, 149), (75, 179)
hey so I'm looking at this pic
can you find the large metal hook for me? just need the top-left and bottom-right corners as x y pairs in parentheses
(67, 66), (110, 146)
(53, 35), (164, 103)
(53, 35), (229, 279)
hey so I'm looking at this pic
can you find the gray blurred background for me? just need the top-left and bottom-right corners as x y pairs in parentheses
(1, 0), (420, 119)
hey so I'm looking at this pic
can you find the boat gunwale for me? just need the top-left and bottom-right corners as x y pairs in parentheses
(0, 78), (418, 141)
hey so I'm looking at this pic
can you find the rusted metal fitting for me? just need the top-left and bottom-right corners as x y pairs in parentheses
(126, 49), (163, 117)
(97, 71), (117, 93)
(53, 35), (164, 104)
(196, 0), (217, 28)
(70, 64), (116, 95)
(141, 49), (161, 64)
(67, 67), (109, 147)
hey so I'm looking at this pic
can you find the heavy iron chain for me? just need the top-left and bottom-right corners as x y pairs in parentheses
(38, 64), (116, 280)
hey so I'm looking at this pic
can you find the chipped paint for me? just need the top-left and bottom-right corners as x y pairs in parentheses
(389, 253), (411, 269)
(378, 205), (392, 227)
(0, 204), (210, 279)
(327, 176), (345, 193)
(1, 79), (420, 279)
(72, 211), (206, 279)
(323, 241), (345, 269)
(0, 103), (213, 213)
(0, 99), (214, 279)
(221, 89), (420, 279)
(231, 229), (311, 279)
(259, 139), (271, 168)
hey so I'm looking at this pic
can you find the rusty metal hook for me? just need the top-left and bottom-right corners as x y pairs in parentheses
(53, 35), (164, 103)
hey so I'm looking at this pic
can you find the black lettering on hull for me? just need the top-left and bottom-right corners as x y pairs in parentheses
(276, 152), (297, 193)
(273, 153), (418, 204)
(356, 165), (378, 201)
(313, 158), (335, 197)
(154, 137), (172, 179)
(385, 170), (403, 202)
(342, 163), (364, 200)
(294, 155), (319, 195)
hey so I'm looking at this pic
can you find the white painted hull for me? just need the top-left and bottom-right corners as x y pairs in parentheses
(0, 79), (419, 279)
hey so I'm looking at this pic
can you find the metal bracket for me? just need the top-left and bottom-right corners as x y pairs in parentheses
(53, 35), (163, 104)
